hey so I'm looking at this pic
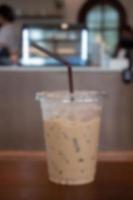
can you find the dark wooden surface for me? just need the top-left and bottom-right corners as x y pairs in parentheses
(0, 158), (133, 200)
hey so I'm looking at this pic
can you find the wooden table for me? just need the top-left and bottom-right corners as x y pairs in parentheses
(0, 158), (133, 200)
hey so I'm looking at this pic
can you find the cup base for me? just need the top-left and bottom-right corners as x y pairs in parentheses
(49, 176), (95, 185)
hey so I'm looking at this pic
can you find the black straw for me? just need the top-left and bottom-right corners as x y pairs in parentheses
(32, 42), (74, 95)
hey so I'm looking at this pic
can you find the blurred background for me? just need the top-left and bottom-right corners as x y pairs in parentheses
(0, 0), (133, 156)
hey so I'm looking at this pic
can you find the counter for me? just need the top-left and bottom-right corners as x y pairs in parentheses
(0, 66), (133, 151)
(0, 158), (133, 199)
(0, 66), (126, 72)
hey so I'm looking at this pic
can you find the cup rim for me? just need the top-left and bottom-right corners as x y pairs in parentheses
(36, 90), (106, 103)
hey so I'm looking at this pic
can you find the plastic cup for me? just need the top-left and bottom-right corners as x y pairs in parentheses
(36, 91), (104, 185)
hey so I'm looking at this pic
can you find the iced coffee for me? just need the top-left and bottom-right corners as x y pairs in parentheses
(36, 91), (103, 185)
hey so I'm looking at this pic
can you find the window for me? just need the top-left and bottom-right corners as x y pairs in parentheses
(78, 0), (127, 61)
(87, 5), (119, 55)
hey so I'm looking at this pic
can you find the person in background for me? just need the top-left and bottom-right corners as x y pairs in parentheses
(0, 4), (19, 65)
(115, 24), (133, 83)
(115, 24), (133, 60)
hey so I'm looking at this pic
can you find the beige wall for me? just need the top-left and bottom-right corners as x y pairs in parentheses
(0, 0), (133, 27)
(121, 0), (133, 27)
(0, 0), (62, 16)
(64, 0), (133, 26)
(64, 0), (85, 23)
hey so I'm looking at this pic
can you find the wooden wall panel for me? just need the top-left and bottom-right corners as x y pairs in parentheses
(0, 70), (132, 151)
